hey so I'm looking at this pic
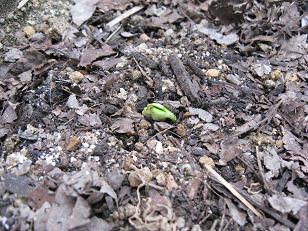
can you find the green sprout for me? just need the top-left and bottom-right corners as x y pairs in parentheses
(142, 103), (177, 123)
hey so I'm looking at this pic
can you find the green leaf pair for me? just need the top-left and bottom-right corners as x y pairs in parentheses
(142, 103), (177, 123)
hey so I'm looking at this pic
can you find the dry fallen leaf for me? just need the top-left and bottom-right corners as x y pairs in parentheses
(268, 194), (307, 215)
(79, 45), (116, 67)
(196, 20), (239, 46)
(70, 0), (98, 26)
(225, 198), (247, 226)
(110, 118), (135, 134)
(1, 104), (17, 124)
(189, 107), (213, 122)
(219, 137), (241, 165)
(66, 94), (80, 109)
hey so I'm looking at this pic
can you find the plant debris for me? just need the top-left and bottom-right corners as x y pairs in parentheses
(0, 0), (307, 230)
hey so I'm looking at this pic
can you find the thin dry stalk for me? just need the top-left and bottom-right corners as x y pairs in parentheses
(106, 6), (144, 30)
(203, 163), (263, 218)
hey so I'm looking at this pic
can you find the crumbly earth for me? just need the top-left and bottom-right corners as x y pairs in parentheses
(0, 0), (70, 52)
(0, 1), (307, 231)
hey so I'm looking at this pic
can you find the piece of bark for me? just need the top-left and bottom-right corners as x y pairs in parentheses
(185, 58), (206, 80)
(168, 53), (201, 104)
(159, 59), (173, 78)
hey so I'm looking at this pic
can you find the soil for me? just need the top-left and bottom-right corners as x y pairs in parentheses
(0, 1), (307, 231)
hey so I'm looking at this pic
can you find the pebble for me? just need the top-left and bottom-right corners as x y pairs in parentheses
(264, 79), (276, 88)
(271, 70), (283, 80)
(176, 217), (185, 229)
(140, 119), (151, 129)
(155, 141), (163, 154)
(69, 71), (84, 84)
(191, 224), (202, 231)
(199, 156), (214, 167)
(128, 167), (153, 187)
(191, 147), (207, 156)
(156, 172), (167, 186)
(205, 68), (220, 77)
(180, 163), (193, 176)
(176, 124), (186, 137)
(23, 26), (36, 38)
(285, 72), (298, 82)
(139, 33), (150, 42)
(134, 142), (144, 152)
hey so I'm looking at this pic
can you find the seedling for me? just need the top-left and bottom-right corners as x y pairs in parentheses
(142, 103), (177, 123)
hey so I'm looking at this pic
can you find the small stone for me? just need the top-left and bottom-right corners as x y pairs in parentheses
(155, 141), (163, 154)
(199, 156), (214, 168)
(139, 33), (150, 42)
(264, 79), (276, 88)
(176, 217), (185, 229)
(131, 70), (142, 81)
(176, 124), (186, 137)
(134, 142), (144, 152)
(31, 32), (45, 42)
(275, 140), (283, 148)
(146, 140), (158, 150)
(23, 26), (35, 38)
(180, 163), (193, 176)
(166, 173), (178, 191)
(117, 88), (128, 100)
(156, 172), (167, 186)
(285, 72), (298, 82)
(271, 70), (283, 80)
(140, 119), (151, 129)
(192, 147), (207, 156)
(128, 167), (153, 187)
(69, 71), (84, 84)
(165, 28), (174, 36)
(4, 48), (23, 62)
(66, 136), (80, 151)
(107, 170), (125, 190)
(191, 224), (202, 231)
(205, 69), (220, 77)
(122, 157), (134, 171)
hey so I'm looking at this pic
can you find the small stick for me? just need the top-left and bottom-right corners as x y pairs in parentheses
(255, 146), (271, 192)
(106, 6), (144, 30)
(105, 24), (122, 43)
(18, 0), (30, 9)
(202, 163), (263, 217)
(233, 100), (282, 137)
(143, 126), (176, 144)
(133, 58), (154, 87)
(168, 53), (201, 104)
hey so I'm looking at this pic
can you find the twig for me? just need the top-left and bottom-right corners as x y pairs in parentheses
(18, 0), (30, 9)
(201, 163), (263, 217)
(210, 219), (219, 231)
(168, 53), (201, 104)
(255, 146), (271, 192)
(233, 100), (282, 137)
(106, 6), (144, 30)
(143, 126), (176, 144)
(222, 219), (232, 231)
(218, 202), (226, 231)
(105, 24), (122, 43)
(133, 58), (154, 87)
